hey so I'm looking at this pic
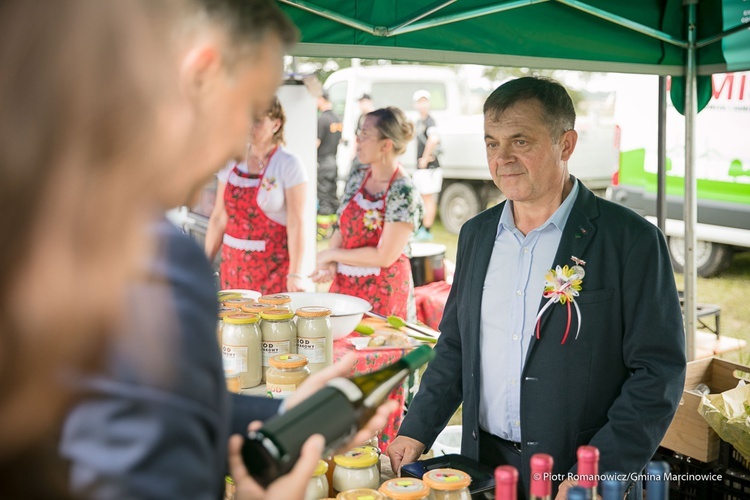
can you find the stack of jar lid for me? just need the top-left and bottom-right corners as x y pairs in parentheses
(216, 293), (334, 397)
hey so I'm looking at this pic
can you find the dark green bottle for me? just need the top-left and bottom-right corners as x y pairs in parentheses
(242, 345), (435, 487)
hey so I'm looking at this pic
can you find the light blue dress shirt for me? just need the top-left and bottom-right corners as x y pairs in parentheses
(478, 179), (579, 442)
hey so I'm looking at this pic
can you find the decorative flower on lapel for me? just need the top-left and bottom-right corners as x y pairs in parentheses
(535, 264), (584, 344)
(363, 209), (383, 231)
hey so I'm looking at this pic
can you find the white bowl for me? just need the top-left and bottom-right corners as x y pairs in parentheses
(284, 292), (372, 339)
(219, 289), (262, 301)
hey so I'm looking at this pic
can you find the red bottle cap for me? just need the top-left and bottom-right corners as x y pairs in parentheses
(530, 453), (554, 497)
(577, 445), (600, 488)
(495, 465), (518, 500)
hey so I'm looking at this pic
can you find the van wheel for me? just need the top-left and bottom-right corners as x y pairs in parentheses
(667, 237), (733, 278)
(439, 182), (481, 234)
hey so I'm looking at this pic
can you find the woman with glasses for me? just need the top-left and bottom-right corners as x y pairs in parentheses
(206, 96), (307, 294)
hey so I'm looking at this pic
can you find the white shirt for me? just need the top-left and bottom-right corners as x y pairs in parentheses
(479, 179), (579, 442)
(217, 147), (307, 226)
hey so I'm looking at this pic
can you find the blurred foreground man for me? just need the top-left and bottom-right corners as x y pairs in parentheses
(388, 77), (686, 500)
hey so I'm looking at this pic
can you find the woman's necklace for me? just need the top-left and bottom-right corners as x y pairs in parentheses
(246, 144), (274, 175)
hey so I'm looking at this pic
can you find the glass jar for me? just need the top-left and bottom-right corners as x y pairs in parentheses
(259, 310), (297, 381)
(304, 460), (330, 500)
(351, 445), (381, 474)
(336, 489), (385, 500)
(266, 354), (310, 399)
(223, 297), (254, 310)
(222, 313), (262, 389)
(242, 303), (276, 315)
(258, 294), (292, 308)
(218, 292), (242, 302)
(332, 448), (380, 494)
(224, 371), (241, 394)
(422, 469), (471, 500)
(379, 478), (431, 500)
(296, 306), (333, 374)
(217, 306), (240, 347)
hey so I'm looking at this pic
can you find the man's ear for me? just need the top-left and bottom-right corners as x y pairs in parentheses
(560, 129), (578, 162)
(178, 45), (222, 100)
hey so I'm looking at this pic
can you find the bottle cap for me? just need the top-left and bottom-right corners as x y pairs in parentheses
(530, 453), (553, 497)
(422, 468), (471, 490)
(269, 354), (309, 369)
(336, 489), (384, 500)
(378, 478), (430, 499)
(218, 307), (241, 319)
(258, 294), (292, 305)
(576, 445), (599, 487)
(333, 448), (378, 468)
(223, 313), (260, 324)
(296, 306), (332, 318)
(260, 309), (295, 321)
(217, 292), (242, 301)
(400, 345), (436, 372)
(312, 459), (328, 477)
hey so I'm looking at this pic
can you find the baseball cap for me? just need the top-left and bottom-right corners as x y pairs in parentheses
(358, 93), (372, 101)
(413, 89), (431, 102)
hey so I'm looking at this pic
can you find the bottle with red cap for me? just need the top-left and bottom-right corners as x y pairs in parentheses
(529, 453), (554, 500)
(494, 465), (519, 500)
(577, 445), (599, 499)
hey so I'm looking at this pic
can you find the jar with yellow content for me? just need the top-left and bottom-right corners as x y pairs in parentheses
(265, 354), (310, 399)
(217, 306), (240, 346)
(296, 306), (333, 374)
(336, 489), (385, 500)
(222, 313), (262, 389)
(259, 309), (297, 381)
(304, 460), (330, 500)
(332, 448), (380, 494)
(379, 478), (431, 500)
(258, 294), (292, 309)
(422, 469), (471, 500)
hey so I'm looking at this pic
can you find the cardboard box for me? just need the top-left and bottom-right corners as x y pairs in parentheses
(661, 357), (750, 463)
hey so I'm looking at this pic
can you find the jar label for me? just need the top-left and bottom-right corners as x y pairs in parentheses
(297, 336), (326, 363)
(266, 382), (296, 399)
(222, 345), (247, 373)
(262, 340), (290, 366)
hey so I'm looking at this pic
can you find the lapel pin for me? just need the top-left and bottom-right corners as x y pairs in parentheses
(571, 256), (586, 278)
(579, 227), (588, 235)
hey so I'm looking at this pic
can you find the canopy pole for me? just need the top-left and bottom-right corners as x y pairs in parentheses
(683, 0), (698, 361)
(657, 76), (667, 233)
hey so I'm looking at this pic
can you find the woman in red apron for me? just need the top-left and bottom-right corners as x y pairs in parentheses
(205, 97), (307, 294)
(314, 107), (423, 319)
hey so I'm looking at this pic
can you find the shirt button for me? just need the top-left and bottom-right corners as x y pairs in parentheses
(516, 290), (523, 296)
(514, 420), (520, 427)
(512, 335), (519, 341)
(523, 247), (530, 254)
(472, 430), (477, 440)
(511, 378), (517, 385)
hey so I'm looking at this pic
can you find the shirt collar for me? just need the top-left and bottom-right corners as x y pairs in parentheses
(497, 177), (580, 238)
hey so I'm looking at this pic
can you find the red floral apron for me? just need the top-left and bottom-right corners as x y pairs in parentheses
(330, 168), (412, 318)
(220, 148), (288, 294)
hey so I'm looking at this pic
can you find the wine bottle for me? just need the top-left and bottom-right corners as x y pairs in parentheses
(645, 461), (670, 500)
(241, 345), (435, 487)
(566, 485), (589, 500)
(494, 465), (518, 500)
(529, 453), (553, 500)
(600, 471), (626, 500)
(577, 445), (599, 499)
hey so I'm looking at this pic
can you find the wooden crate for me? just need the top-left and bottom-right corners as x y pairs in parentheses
(661, 357), (750, 463)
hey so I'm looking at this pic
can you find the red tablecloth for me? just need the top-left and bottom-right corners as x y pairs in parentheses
(333, 335), (409, 453)
(414, 280), (451, 330)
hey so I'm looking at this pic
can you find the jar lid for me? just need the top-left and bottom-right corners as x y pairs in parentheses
(218, 307), (240, 319)
(269, 353), (308, 369)
(352, 445), (381, 456)
(260, 309), (295, 321)
(422, 468), (471, 490)
(241, 303), (275, 313)
(224, 312), (260, 324)
(223, 298), (254, 308)
(333, 448), (379, 468)
(296, 306), (332, 318)
(336, 489), (384, 500)
(378, 478), (431, 500)
(218, 292), (242, 301)
(258, 294), (292, 305)
(313, 459), (329, 477)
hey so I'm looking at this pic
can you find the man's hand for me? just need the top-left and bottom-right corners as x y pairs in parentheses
(283, 352), (399, 451)
(387, 435), (426, 474)
(228, 433), (324, 500)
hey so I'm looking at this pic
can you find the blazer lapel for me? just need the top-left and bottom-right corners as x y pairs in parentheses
(524, 184), (599, 365)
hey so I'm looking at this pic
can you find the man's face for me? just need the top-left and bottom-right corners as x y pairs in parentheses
(483, 99), (575, 204)
(415, 97), (430, 114)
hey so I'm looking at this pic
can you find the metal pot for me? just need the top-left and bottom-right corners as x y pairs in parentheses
(410, 243), (446, 287)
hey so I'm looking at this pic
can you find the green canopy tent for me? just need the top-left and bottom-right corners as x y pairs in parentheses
(278, 0), (750, 360)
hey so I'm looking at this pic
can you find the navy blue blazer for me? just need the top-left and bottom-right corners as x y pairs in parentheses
(399, 181), (686, 499)
(61, 220), (280, 499)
